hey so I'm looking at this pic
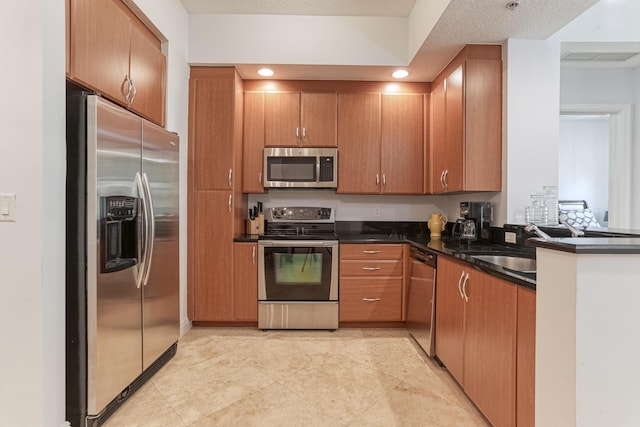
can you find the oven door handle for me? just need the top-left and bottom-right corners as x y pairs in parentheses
(259, 240), (338, 247)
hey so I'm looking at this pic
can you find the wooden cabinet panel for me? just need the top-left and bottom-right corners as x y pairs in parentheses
(339, 243), (404, 323)
(233, 243), (258, 322)
(69, 0), (131, 105)
(463, 271), (517, 427)
(430, 80), (447, 193)
(381, 94), (424, 194)
(192, 191), (234, 321)
(242, 92), (265, 193)
(429, 45), (502, 193)
(517, 287), (536, 427)
(128, 17), (165, 125)
(434, 257), (465, 383)
(339, 243), (402, 260)
(265, 92), (300, 147)
(339, 279), (402, 322)
(68, 0), (166, 126)
(339, 260), (402, 277)
(337, 93), (381, 193)
(189, 71), (236, 191)
(337, 92), (424, 195)
(188, 67), (245, 323)
(444, 66), (464, 192)
(301, 92), (337, 147)
(264, 92), (337, 147)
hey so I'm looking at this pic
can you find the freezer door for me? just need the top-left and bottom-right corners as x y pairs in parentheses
(87, 96), (144, 415)
(141, 120), (180, 370)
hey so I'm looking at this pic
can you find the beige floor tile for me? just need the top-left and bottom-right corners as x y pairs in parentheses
(191, 381), (344, 427)
(103, 327), (491, 426)
(102, 381), (186, 427)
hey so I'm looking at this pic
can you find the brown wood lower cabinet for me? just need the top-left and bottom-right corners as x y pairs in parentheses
(435, 256), (517, 427)
(233, 242), (258, 322)
(339, 243), (404, 322)
(517, 287), (536, 427)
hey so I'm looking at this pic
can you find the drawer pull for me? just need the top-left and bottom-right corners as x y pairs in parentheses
(362, 250), (381, 254)
(362, 267), (381, 271)
(362, 298), (381, 302)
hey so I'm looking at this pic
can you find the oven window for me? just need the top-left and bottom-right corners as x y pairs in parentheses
(267, 157), (316, 182)
(263, 246), (334, 301)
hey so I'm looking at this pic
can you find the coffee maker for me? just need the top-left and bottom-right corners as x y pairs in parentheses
(458, 201), (493, 242)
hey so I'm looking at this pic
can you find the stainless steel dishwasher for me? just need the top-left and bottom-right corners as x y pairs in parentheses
(406, 246), (437, 356)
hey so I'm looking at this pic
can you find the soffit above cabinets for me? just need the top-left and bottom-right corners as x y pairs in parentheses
(181, 0), (599, 82)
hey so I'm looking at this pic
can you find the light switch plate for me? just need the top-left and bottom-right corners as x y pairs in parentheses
(504, 231), (517, 244)
(0, 194), (16, 222)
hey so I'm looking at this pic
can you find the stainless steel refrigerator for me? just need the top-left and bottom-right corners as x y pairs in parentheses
(66, 83), (180, 426)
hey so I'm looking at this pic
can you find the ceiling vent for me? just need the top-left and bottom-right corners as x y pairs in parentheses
(561, 51), (640, 62)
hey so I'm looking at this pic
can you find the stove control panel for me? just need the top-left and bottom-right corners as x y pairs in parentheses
(266, 207), (334, 223)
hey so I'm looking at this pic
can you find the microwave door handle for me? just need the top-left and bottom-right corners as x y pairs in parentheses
(316, 157), (321, 182)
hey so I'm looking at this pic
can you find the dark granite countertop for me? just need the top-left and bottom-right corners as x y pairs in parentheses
(527, 237), (640, 254)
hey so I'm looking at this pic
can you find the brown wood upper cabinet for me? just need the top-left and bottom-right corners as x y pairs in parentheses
(264, 92), (337, 147)
(338, 93), (424, 194)
(68, 0), (166, 126)
(242, 92), (265, 193)
(430, 45), (502, 194)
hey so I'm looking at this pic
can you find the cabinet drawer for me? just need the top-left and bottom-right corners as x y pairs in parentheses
(340, 260), (402, 277)
(339, 278), (402, 321)
(340, 244), (403, 260)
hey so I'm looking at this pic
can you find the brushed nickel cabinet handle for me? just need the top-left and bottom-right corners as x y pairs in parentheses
(457, 271), (465, 299)
(252, 246), (256, 264)
(362, 298), (381, 302)
(228, 169), (233, 188)
(362, 267), (381, 271)
(382, 174), (387, 188)
(362, 250), (381, 254)
(228, 194), (232, 213)
(258, 171), (262, 186)
(376, 174), (380, 187)
(462, 273), (470, 302)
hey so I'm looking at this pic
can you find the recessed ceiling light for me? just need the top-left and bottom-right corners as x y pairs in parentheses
(258, 68), (274, 77)
(392, 70), (409, 79)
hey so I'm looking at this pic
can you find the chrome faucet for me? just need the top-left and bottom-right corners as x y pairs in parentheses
(560, 218), (585, 237)
(524, 223), (552, 239)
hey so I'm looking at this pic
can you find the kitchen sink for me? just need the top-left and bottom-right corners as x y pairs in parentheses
(471, 255), (537, 273)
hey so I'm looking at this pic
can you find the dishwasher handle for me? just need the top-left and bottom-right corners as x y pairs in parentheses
(410, 246), (437, 268)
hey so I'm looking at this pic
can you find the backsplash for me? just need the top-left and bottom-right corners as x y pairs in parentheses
(248, 191), (449, 221)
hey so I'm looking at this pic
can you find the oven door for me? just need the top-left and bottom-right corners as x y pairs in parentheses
(258, 240), (338, 301)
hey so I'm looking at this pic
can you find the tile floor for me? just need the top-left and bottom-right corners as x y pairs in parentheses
(103, 328), (489, 426)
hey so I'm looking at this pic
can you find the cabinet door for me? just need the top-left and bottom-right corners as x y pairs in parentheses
(233, 243), (258, 322)
(242, 92), (265, 193)
(192, 191), (234, 321)
(265, 92), (300, 146)
(381, 93), (424, 194)
(430, 80), (447, 193)
(69, 0), (130, 105)
(434, 257), (465, 383)
(337, 93), (381, 194)
(300, 93), (337, 147)
(189, 73), (236, 191)
(129, 17), (165, 126)
(444, 65), (464, 192)
(463, 271), (517, 427)
(517, 287), (536, 427)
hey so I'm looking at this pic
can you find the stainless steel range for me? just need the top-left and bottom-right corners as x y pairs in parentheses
(258, 207), (339, 330)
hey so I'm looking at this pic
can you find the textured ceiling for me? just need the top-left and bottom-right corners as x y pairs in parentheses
(180, 0), (601, 81)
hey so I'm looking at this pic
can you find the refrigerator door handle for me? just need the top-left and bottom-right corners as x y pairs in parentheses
(141, 172), (156, 287)
(135, 172), (148, 288)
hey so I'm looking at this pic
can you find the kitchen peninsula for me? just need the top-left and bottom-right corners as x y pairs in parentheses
(529, 237), (640, 427)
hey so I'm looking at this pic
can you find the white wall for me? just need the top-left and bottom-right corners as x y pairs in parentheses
(0, 0), (66, 425)
(504, 39), (561, 224)
(132, 0), (191, 334)
(558, 116), (609, 224)
(189, 14), (408, 66)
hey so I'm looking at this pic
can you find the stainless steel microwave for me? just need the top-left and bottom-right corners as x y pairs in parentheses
(264, 147), (337, 189)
